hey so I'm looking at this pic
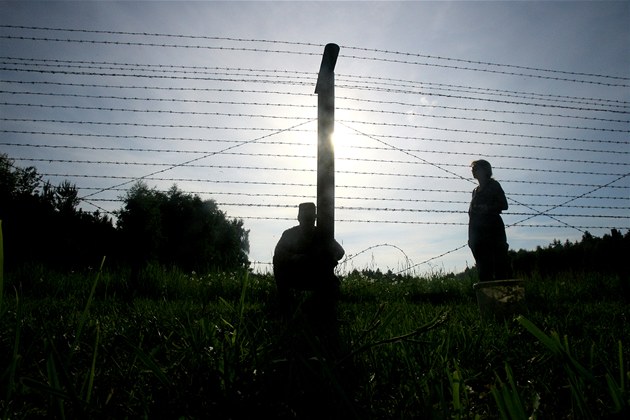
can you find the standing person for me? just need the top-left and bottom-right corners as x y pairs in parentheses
(273, 202), (345, 316)
(468, 160), (511, 282)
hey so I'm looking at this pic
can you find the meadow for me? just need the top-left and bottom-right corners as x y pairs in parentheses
(0, 262), (628, 419)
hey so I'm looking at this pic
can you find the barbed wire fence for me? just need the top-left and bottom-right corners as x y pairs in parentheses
(1, 25), (628, 275)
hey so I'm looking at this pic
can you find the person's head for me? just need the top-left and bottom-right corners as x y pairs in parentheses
(297, 202), (316, 229)
(471, 159), (492, 180)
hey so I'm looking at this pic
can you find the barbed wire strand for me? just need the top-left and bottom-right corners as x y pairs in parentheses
(1, 26), (627, 86)
(4, 100), (628, 133)
(3, 57), (628, 111)
(339, 121), (604, 233)
(78, 119), (316, 203)
(2, 24), (628, 271)
(4, 142), (627, 172)
(3, 25), (627, 81)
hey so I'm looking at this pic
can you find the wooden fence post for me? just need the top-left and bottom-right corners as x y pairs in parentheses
(315, 43), (340, 242)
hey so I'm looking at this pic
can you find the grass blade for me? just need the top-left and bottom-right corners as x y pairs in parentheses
(450, 363), (462, 419)
(124, 337), (171, 388)
(74, 256), (106, 350)
(491, 363), (528, 420)
(4, 288), (21, 406)
(46, 353), (66, 420)
(516, 315), (562, 356)
(617, 340), (626, 393)
(0, 220), (4, 310)
(85, 321), (100, 404)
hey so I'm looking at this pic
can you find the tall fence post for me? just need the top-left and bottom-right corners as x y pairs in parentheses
(315, 43), (340, 242)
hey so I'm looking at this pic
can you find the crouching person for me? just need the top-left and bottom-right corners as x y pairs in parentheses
(273, 202), (345, 321)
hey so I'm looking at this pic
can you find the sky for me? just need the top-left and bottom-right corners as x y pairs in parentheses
(1, 1), (629, 275)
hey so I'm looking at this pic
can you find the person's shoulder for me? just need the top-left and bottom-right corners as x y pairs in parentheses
(281, 225), (301, 236)
(489, 179), (506, 196)
(489, 178), (503, 188)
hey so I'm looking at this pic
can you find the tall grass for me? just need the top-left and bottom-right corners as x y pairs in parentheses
(0, 265), (628, 418)
(0, 220), (4, 310)
(513, 315), (628, 418)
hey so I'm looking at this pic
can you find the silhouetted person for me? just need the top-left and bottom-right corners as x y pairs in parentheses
(468, 160), (511, 282)
(273, 202), (345, 317)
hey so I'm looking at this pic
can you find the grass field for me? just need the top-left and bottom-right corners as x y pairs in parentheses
(0, 263), (628, 419)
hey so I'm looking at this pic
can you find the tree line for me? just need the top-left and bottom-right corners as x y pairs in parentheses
(0, 154), (250, 273)
(2, 153), (628, 279)
(509, 229), (630, 278)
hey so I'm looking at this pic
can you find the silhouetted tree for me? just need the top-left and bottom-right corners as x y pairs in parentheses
(510, 229), (630, 278)
(116, 182), (250, 273)
(0, 154), (42, 199)
(0, 154), (117, 271)
(52, 180), (81, 216)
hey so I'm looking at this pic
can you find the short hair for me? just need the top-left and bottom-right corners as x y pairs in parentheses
(471, 159), (492, 177)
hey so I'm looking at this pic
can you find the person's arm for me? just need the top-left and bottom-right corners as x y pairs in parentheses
(274, 231), (299, 264)
(469, 182), (507, 215)
(330, 239), (345, 262)
(492, 181), (508, 213)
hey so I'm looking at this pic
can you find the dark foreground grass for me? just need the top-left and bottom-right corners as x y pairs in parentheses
(0, 265), (628, 419)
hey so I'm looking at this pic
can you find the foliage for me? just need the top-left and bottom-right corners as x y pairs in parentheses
(0, 154), (116, 270)
(510, 229), (630, 279)
(116, 182), (250, 272)
(0, 155), (250, 274)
